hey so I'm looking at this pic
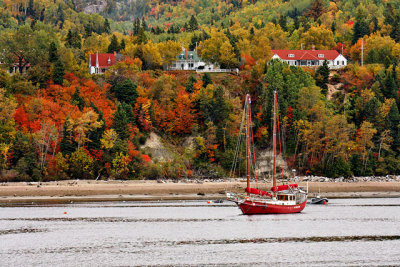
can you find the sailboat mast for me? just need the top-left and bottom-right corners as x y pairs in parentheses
(246, 94), (250, 194)
(273, 91), (277, 194)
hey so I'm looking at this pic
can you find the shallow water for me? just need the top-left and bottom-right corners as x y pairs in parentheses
(1, 198), (400, 266)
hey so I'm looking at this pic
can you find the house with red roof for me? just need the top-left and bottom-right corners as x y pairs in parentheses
(89, 52), (123, 74)
(271, 49), (347, 69)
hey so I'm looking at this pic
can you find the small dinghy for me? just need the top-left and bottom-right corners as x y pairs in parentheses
(311, 195), (328, 205)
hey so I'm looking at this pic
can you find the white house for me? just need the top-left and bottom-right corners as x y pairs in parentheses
(167, 48), (217, 71)
(271, 49), (347, 69)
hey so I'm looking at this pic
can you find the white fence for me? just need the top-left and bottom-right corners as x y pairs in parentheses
(196, 68), (239, 73)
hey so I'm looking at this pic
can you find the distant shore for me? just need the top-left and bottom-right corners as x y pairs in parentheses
(0, 179), (400, 204)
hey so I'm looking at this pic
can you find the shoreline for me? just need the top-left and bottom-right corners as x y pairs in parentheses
(1, 180), (400, 204)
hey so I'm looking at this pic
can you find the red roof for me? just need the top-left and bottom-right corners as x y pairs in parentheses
(271, 50), (340, 60)
(89, 53), (117, 68)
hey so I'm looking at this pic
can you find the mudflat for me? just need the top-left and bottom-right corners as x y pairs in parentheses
(0, 180), (399, 203)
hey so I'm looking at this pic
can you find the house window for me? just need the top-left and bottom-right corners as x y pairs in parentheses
(288, 54), (294, 57)
(318, 54), (324, 58)
(342, 61), (345, 65)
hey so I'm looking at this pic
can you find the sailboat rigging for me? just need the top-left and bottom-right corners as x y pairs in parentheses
(227, 92), (307, 214)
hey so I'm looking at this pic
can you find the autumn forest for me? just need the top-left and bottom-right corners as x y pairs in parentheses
(0, 0), (399, 182)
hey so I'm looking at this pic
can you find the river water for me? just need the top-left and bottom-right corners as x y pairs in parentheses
(0, 198), (399, 266)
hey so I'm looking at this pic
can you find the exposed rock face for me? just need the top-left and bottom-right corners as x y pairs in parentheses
(256, 150), (292, 180)
(140, 132), (172, 162)
(81, 0), (107, 14)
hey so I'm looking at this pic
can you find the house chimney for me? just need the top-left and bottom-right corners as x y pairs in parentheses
(185, 49), (187, 59)
(312, 45), (315, 51)
(96, 52), (99, 68)
(114, 51), (117, 56)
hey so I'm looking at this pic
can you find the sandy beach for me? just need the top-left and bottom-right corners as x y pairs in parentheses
(0, 180), (399, 204)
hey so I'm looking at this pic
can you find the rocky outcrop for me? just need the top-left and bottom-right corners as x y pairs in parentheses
(140, 132), (173, 162)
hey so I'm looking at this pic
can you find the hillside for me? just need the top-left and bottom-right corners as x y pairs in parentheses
(0, 0), (399, 182)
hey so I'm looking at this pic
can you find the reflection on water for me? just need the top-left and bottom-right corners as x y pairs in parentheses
(0, 198), (400, 266)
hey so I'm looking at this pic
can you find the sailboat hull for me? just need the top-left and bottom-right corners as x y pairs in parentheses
(237, 200), (307, 215)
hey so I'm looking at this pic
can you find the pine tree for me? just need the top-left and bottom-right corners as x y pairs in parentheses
(103, 18), (111, 34)
(49, 42), (58, 63)
(186, 75), (197, 93)
(316, 60), (330, 95)
(212, 86), (229, 125)
(279, 15), (287, 31)
(112, 103), (130, 140)
(72, 87), (85, 111)
(212, 86), (229, 148)
(331, 21), (336, 33)
(352, 18), (370, 44)
(135, 27), (147, 44)
(294, 17), (300, 30)
(202, 73), (212, 88)
(53, 59), (65, 85)
(120, 39), (126, 51)
(121, 102), (135, 124)
(57, 4), (65, 29)
(188, 15), (198, 31)
(383, 71), (397, 99)
(133, 18), (140, 35)
(60, 118), (77, 156)
(88, 103), (106, 150)
(386, 103), (400, 149)
(107, 34), (120, 53)
(113, 79), (138, 105)
(141, 17), (147, 31)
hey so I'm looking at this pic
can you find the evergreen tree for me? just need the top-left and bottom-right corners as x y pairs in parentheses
(352, 18), (370, 44)
(212, 86), (229, 124)
(384, 56), (392, 69)
(279, 15), (287, 31)
(27, 0), (35, 17)
(66, 29), (81, 49)
(60, 118), (77, 156)
(88, 103), (106, 150)
(188, 15), (198, 31)
(57, 4), (65, 29)
(48, 42), (58, 63)
(53, 59), (65, 85)
(107, 34), (120, 53)
(316, 60), (330, 95)
(103, 18), (111, 34)
(120, 39), (126, 51)
(141, 17), (147, 31)
(383, 71), (397, 99)
(121, 102), (135, 124)
(72, 87), (85, 111)
(113, 79), (138, 105)
(202, 73), (212, 88)
(133, 18), (141, 35)
(386, 103), (400, 149)
(249, 27), (255, 38)
(112, 103), (130, 140)
(135, 27), (147, 44)
(294, 17), (300, 30)
(364, 97), (380, 126)
(212, 86), (229, 149)
(186, 75), (197, 93)
(331, 21), (336, 33)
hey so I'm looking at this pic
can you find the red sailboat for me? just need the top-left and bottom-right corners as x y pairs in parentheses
(227, 91), (307, 215)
